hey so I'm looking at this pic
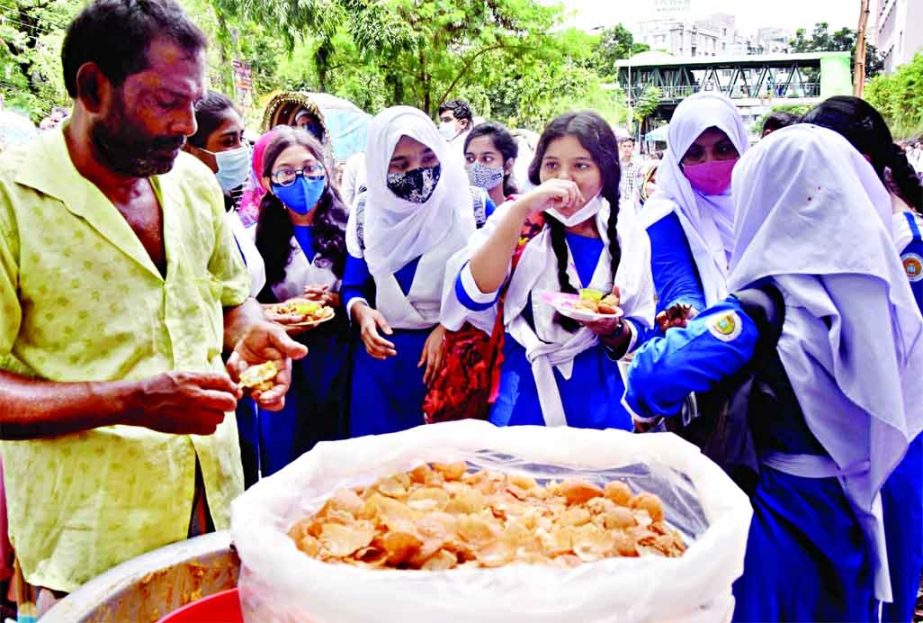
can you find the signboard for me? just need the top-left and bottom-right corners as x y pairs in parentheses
(232, 59), (253, 108)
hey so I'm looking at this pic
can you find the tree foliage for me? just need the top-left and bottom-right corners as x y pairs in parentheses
(595, 24), (649, 78)
(0, 0), (628, 133)
(632, 85), (660, 124)
(866, 52), (923, 139)
(789, 21), (884, 78)
(0, 0), (81, 121)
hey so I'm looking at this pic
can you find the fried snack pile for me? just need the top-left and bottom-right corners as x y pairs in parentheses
(574, 289), (620, 315)
(288, 463), (686, 571)
(238, 361), (279, 392)
(272, 298), (334, 323)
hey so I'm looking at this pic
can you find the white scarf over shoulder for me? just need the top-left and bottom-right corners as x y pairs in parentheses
(443, 198), (655, 426)
(729, 124), (923, 600)
(641, 92), (749, 306)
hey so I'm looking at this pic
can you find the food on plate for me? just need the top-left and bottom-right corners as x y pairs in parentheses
(271, 298), (335, 324)
(574, 289), (620, 315)
(238, 361), (280, 392)
(288, 463), (686, 570)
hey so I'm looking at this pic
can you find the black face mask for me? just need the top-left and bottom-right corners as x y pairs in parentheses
(386, 164), (442, 203)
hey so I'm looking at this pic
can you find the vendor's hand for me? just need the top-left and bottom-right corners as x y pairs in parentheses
(656, 303), (698, 332)
(354, 303), (397, 360)
(304, 284), (340, 308)
(418, 325), (447, 387)
(581, 286), (623, 336)
(520, 179), (584, 216)
(129, 371), (242, 435)
(226, 321), (308, 411)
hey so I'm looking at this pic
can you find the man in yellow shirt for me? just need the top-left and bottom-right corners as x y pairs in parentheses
(0, 0), (307, 614)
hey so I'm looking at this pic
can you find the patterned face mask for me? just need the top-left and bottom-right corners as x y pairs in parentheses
(386, 164), (442, 203)
(467, 161), (505, 190)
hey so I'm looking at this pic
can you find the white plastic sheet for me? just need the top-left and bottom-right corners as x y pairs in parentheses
(231, 421), (752, 623)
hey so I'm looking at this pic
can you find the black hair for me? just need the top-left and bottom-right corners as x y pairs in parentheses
(62, 0), (207, 98)
(761, 111), (800, 136)
(255, 127), (349, 293)
(438, 99), (473, 124)
(803, 96), (922, 214)
(528, 111), (622, 332)
(188, 90), (236, 149)
(464, 121), (520, 196)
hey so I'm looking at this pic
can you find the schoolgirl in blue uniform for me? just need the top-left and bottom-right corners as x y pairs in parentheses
(625, 125), (923, 622)
(640, 92), (749, 326)
(248, 127), (350, 478)
(443, 111), (655, 430)
(804, 96), (923, 623)
(342, 106), (477, 437)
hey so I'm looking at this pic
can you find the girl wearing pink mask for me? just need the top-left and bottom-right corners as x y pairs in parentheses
(640, 92), (749, 330)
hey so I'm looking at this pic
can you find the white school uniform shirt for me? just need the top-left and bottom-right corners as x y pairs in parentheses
(226, 209), (266, 298)
(443, 197), (655, 427)
(270, 237), (340, 303)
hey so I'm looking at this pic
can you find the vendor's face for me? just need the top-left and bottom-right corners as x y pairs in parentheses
(539, 135), (602, 215)
(388, 136), (439, 174)
(680, 127), (738, 166)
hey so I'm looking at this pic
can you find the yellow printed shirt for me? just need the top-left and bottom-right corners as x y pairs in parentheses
(0, 129), (250, 592)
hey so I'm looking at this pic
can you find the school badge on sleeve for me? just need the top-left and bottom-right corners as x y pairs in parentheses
(902, 253), (923, 283)
(707, 310), (743, 342)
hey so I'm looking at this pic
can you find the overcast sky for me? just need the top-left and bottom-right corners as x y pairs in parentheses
(558, 0), (865, 35)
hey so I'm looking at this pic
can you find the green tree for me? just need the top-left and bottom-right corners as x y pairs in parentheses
(789, 21), (884, 78)
(595, 24), (649, 78)
(215, 0), (570, 116)
(0, 0), (82, 120)
(866, 52), (923, 139)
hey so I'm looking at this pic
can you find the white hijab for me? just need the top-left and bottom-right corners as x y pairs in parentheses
(729, 124), (923, 600)
(347, 106), (474, 276)
(641, 92), (749, 306)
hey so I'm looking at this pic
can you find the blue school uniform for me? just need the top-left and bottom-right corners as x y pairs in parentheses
(646, 211), (707, 315)
(881, 211), (923, 622)
(244, 226), (350, 479)
(626, 297), (878, 622)
(343, 255), (432, 437)
(456, 233), (637, 431)
(343, 196), (496, 437)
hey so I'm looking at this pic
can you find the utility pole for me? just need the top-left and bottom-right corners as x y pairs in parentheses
(854, 0), (870, 97)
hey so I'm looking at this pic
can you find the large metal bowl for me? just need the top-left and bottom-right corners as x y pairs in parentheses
(41, 531), (240, 623)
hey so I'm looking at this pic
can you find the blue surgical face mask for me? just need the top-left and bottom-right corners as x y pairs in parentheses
(272, 175), (326, 215)
(212, 145), (251, 192)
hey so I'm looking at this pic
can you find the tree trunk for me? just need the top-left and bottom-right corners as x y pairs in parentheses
(854, 0), (870, 96)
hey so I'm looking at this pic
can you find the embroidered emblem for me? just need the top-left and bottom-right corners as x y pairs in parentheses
(707, 311), (742, 342)
(902, 253), (923, 283)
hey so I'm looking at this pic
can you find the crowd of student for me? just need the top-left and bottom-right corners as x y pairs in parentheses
(0, 1), (922, 622)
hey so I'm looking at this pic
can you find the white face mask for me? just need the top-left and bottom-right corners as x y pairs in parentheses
(545, 192), (604, 227)
(213, 145), (252, 192)
(439, 122), (459, 141)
